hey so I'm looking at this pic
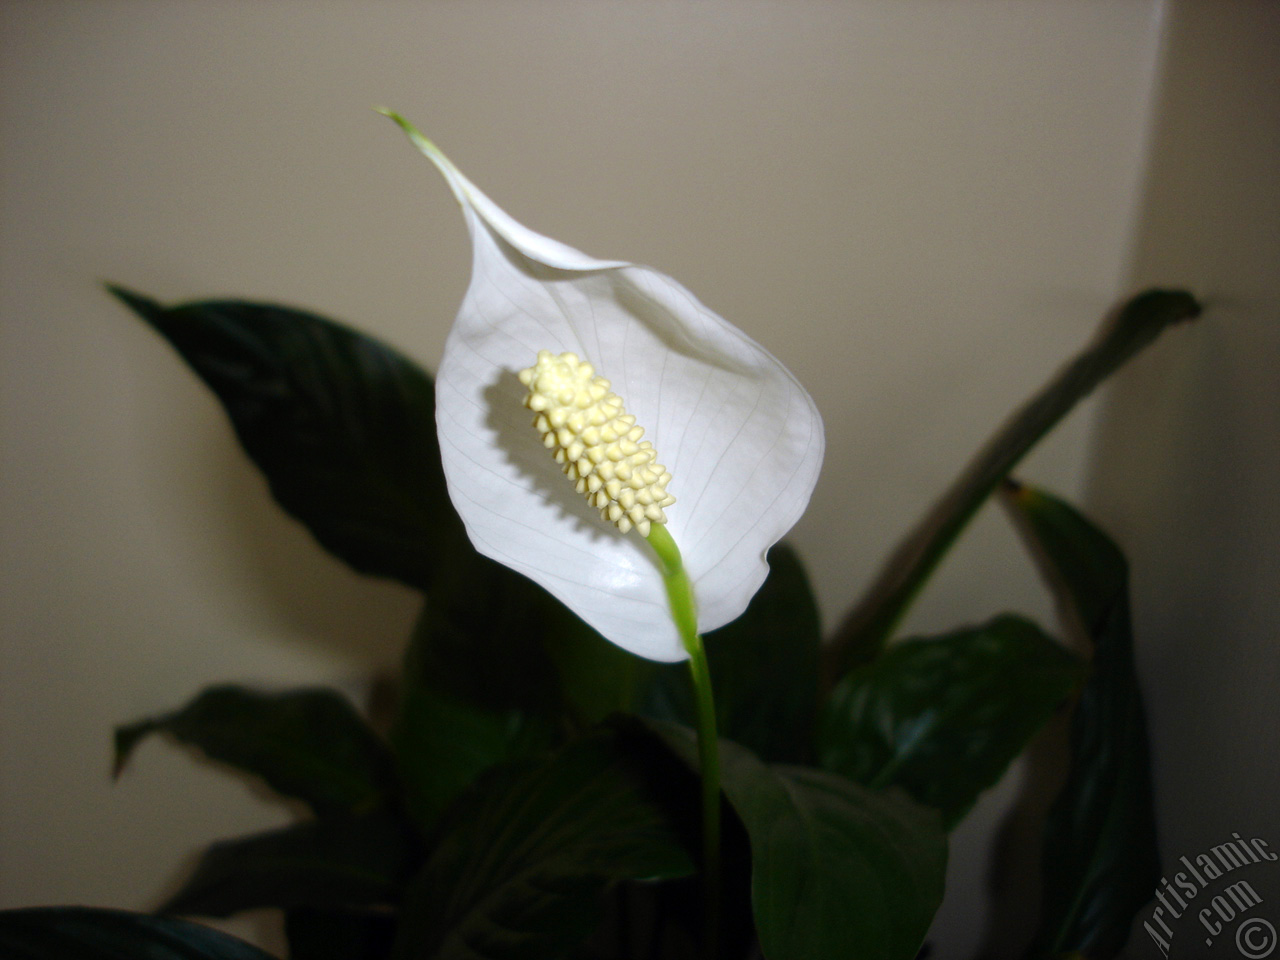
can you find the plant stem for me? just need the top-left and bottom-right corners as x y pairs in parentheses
(646, 523), (721, 957)
(821, 288), (1201, 683)
(685, 631), (722, 956)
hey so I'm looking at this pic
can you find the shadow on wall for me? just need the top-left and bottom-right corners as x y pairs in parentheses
(960, 5), (1280, 958)
(1085, 0), (1280, 945)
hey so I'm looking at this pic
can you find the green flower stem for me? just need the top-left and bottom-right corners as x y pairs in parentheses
(646, 523), (721, 954)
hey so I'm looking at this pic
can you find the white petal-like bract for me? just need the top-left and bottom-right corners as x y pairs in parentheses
(388, 112), (824, 662)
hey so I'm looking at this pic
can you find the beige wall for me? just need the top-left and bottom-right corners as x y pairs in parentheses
(1088, 2), (1280, 954)
(4, 2), (1271, 957)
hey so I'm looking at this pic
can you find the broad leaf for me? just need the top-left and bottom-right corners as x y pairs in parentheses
(1002, 482), (1160, 960)
(115, 685), (397, 817)
(391, 555), (567, 828)
(392, 549), (680, 831)
(392, 480), (666, 828)
(108, 286), (463, 591)
(391, 729), (695, 960)
(818, 614), (1084, 829)
(162, 812), (420, 918)
(652, 722), (947, 960)
(543, 616), (657, 726)
(645, 543), (822, 763)
(111, 285), (604, 804)
(0, 907), (277, 960)
(391, 682), (552, 832)
(401, 556), (568, 718)
(536, 571), (659, 726)
(824, 289), (1201, 678)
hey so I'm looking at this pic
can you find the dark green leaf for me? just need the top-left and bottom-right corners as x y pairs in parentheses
(115, 685), (398, 817)
(824, 289), (1201, 678)
(652, 722), (947, 960)
(391, 681), (553, 831)
(1002, 482), (1160, 960)
(285, 909), (397, 960)
(108, 285), (464, 591)
(0, 907), (278, 960)
(542, 607), (656, 727)
(644, 543), (822, 763)
(401, 556), (567, 718)
(392, 541), (656, 829)
(391, 556), (567, 828)
(818, 614), (1084, 829)
(162, 812), (421, 918)
(401, 544), (641, 724)
(109, 286), (633, 797)
(392, 728), (695, 960)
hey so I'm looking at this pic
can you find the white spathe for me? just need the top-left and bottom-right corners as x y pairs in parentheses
(386, 112), (824, 662)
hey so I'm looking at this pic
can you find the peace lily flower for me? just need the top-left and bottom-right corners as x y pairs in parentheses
(384, 111), (824, 663)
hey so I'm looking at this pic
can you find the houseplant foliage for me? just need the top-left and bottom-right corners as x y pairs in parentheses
(0, 116), (1200, 960)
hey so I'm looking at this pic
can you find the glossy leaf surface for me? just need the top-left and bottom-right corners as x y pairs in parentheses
(391, 552), (584, 828)
(653, 722), (947, 960)
(109, 286), (462, 592)
(115, 685), (397, 817)
(819, 614), (1083, 828)
(1003, 482), (1161, 960)
(392, 729), (694, 960)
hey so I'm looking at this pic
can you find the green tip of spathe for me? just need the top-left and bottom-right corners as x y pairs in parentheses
(376, 107), (436, 152)
(375, 108), (466, 211)
(376, 106), (413, 139)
